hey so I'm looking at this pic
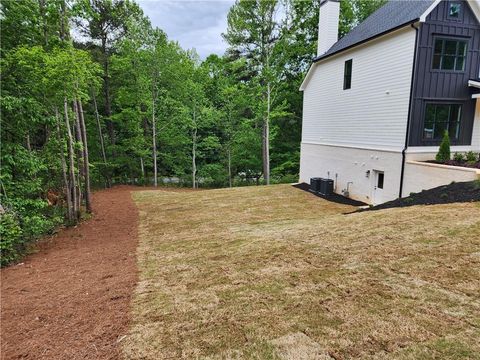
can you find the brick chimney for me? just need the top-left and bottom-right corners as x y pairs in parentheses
(317, 0), (340, 56)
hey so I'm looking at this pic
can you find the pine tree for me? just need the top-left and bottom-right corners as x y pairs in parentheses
(436, 131), (451, 162)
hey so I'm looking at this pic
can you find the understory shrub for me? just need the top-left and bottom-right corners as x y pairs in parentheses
(436, 131), (451, 162)
(453, 152), (464, 162)
(465, 151), (477, 163)
(0, 211), (23, 266)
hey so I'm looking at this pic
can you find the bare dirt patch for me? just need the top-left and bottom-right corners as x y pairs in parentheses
(126, 185), (480, 359)
(1, 186), (141, 360)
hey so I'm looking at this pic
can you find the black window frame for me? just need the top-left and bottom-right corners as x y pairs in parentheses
(377, 172), (384, 190)
(422, 103), (462, 141)
(343, 59), (352, 90)
(447, 1), (463, 21)
(432, 37), (468, 72)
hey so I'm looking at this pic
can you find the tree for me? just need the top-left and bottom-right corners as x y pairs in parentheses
(436, 131), (451, 163)
(73, 0), (145, 154)
(224, 0), (280, 185)
(0, 0), (389, 266)
(339, 0), (387, 38)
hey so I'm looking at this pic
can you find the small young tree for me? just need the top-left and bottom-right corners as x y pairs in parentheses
(436, 131), (451, 162)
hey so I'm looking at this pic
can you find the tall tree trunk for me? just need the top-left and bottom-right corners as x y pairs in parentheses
(101, 39), (115, 149)
(77, 98), (92, 213)
(64, 97), (78, 221)
(59, 0), (69, 41)
(227, 147), (232, 188)
(73, 101), (83, 211)
(92, 90), (107, 163)
(55, 107), (73, 222)
(140, 157), (145, 179)
(38, 0), (48, 47)
(92, 89), (110, 188)
(192, 106), (197, 189)
(263, 82), (271, 185)
(26, 134), (31, 152)
(152, 97), (158, 187)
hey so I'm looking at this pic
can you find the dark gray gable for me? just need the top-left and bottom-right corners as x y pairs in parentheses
(314, 0), (435, 62)
(407, 0), (480, 146)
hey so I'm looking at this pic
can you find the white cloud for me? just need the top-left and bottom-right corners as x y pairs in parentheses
(137, 0), (235, 59)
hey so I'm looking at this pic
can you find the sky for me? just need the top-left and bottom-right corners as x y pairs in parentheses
(137, 0), (235, 59)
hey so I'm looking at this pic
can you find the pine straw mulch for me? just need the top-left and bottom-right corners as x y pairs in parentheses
(1, 185), (196, 360)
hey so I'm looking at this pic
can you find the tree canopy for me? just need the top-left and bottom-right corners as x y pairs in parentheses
(0, 0), (385, 265)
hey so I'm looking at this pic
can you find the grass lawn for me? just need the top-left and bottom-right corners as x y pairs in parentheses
(124, 185), (480, 359)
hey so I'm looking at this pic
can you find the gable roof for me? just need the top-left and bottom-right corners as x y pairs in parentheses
(314, 0), (435, 62)
(301, 0), (480, 91)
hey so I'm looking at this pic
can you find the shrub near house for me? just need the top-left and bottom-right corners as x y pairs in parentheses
(433, 134), (480, 169)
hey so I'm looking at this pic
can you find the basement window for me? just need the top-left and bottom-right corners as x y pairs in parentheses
(377, 172), (384, 189)
(432, 38), (467, 71)
(423, 103), (462, 140)
(343, 59), (352, 90)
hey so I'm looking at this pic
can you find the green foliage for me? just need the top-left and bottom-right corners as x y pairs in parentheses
(0, 212), (23, 266)
(1, 0), (388, 265)
(453, 152), (464, 162)
(465, 151), (477, 163)
(403, 197), (414, 204)
(339, 0), (388, 38)
(436, 131), (451, 163)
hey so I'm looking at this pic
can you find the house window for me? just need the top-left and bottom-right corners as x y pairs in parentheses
(377, 172), (384, 189)
(432, 38), (467, 71)
(343, 59), (352, 90)
(423, 104), (462, 140)
(448, 2), (462, 18)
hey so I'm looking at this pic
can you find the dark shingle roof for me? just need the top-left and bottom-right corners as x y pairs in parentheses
(314, 0), (435, 62)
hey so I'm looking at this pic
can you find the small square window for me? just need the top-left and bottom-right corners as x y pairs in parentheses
(432, 38), (467, 71)
(449, 2), (461, 18)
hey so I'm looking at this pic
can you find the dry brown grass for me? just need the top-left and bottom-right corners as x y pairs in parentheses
(124, 185), (480, 359)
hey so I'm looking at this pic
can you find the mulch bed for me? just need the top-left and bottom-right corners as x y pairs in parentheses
(293, 182), (367, 206)
(359, 180), (480, 212)
(426, 160), (480, 169)
(1, 186), (141, 360)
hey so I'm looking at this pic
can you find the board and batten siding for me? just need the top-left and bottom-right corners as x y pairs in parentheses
(408, 0), (480, 146)
(301, 26), (417, 150)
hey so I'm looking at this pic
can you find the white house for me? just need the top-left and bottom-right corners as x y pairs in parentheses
(300, 0), (480, 204)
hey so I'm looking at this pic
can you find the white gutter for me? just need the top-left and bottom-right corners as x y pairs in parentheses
(468, 80), (480, 89)
(469, 80), (480, 99)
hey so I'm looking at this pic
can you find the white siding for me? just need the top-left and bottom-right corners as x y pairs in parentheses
(301, 27), (417, 150)
(472, 99), (480, 150)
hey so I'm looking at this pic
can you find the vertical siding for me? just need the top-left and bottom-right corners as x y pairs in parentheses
(408, 0), (480, 146)
(301, 27), (416, 150)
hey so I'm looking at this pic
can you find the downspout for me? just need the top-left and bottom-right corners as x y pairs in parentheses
(399, 22), (420, 198)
